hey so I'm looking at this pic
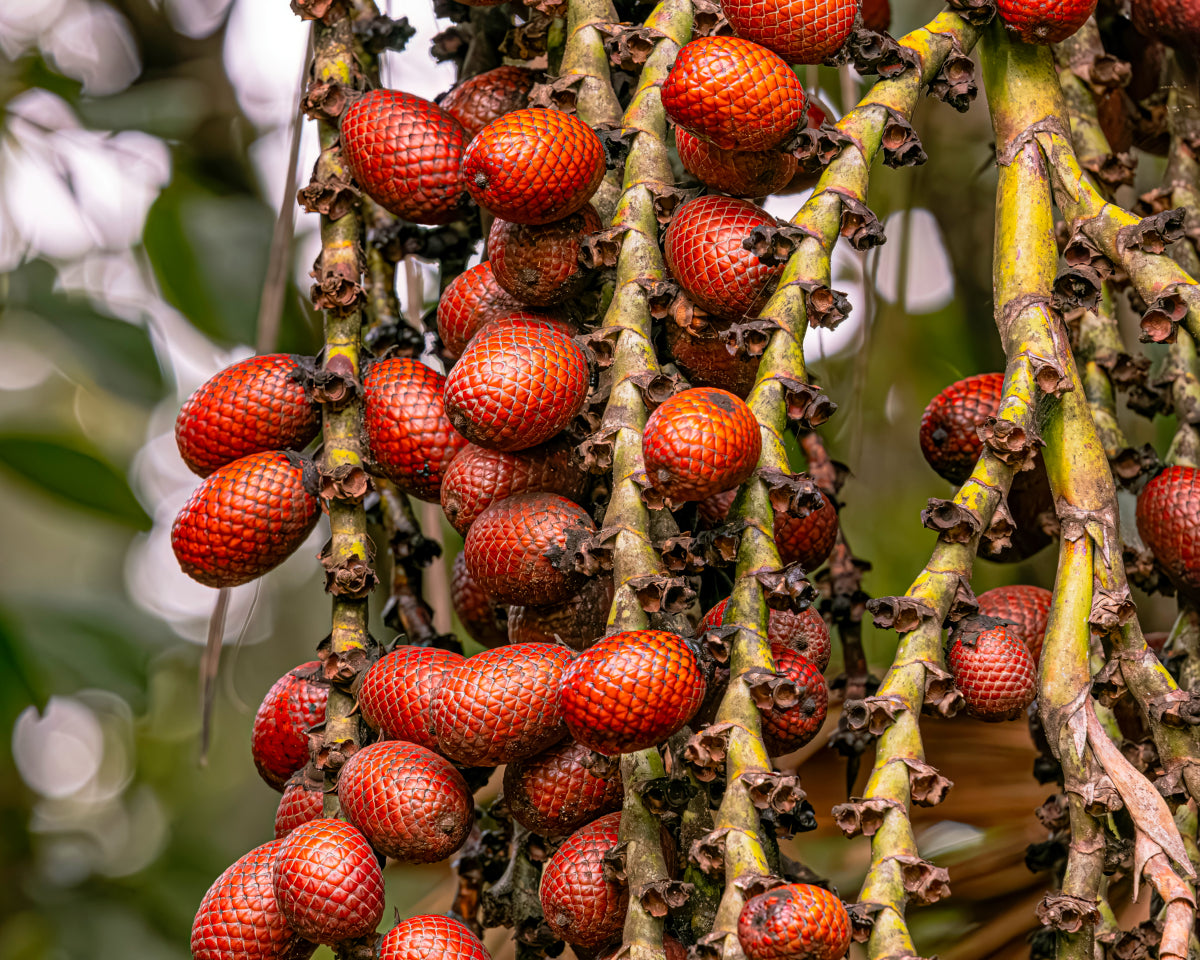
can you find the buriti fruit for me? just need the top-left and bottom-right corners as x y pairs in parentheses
(436, 262), (527, 358)
(275, 769), (323, 840)
(947, 620), (1037, 722)
(450, 552), (509, 648)
(699, 597), (832, 671)
(439, 65), (538, 139)
(508, 575), (614, 650)
(251, 661), (328, 791)
(664, 319), (761, 398)
(1137, 466), (1200, 602)
(760, 644), (828, 755)
(994, 0), (1097, 44)
(488, 204), (600, 307)
(675, 127), (798, 197)
(540, 812), (628, 948)
(862, 0), (891, 31)
(919, 372), (1004, 485)
(1132, 0), (1200, 50)
(503, 738), (623, 836)
(698, 485), (839, 571)
(738, 883), (851, 960)
(357, 645), (465, 750)
(720, 0), (857, 64)
(976, 584), (1052, 664)
(379, 916), (493, 960)
(175, 354), (318, 477)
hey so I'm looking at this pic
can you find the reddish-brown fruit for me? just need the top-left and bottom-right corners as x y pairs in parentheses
(996, 0), (1097, 44)
(337, 740), (474, 863)
(439, 65), (538, 139)
(275, 770), (324, 840)
(272, 819), (385, 944)
(176, 354), (318, 477)
(488, 204), (600, 307)
(643, 387), (762, 502)
(561, 629), (706, 755)
(947, 622), (1037, 722)
(976, 585), (1053, 664)
(503, 739), (624, 836)
(861, 0), (891, 31)
(379, 915), (492, 960)
(699, 597), (831, 671)
(737, 883), (851, 960)
(508, 576), (615, 651)
(721, 0), (857, 64)
(1137, 466), (1200, 603)
(761, 644), (828, 755)
(665, 320), (761, 398)
(364, 358), (468, 502)
(475, 312), (579, 343)
(340, 89), (467, 225)
(444, 324), (590, 452)
(461, 108), (605, 224)
(251, 661), (329, 792)
(675, 128), (797, 197)
(775, 489), (839, 570)
(450, 552), (510, 648)
(540, 812), (627, 948)
(662, 36), (806, 151)
(431, 642), (573, 765)
(463, 492), (594, 605)
(1132, 0), (1200, 50)
(191, 839), (316, 960)
(172, 451), (320, 588)
(436, 262), (528, 358)
(665, 195), (783, 320)
(358, 645), (466, 748)
(919, 372), (1005, 485)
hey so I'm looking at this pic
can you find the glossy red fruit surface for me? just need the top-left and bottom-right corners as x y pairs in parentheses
(665, 320), (761, 398)
(721, 0), (856, 64)
(252, 661), (329, 792)
(461, 108), (605, 224)
(364, 358), (468, 502)
(431, 642), (573, 765)
(540, 812), (627, 948)
(761, 644), (828, 755)
(662, 36), (806, 151)
(475, 312), (579, 343)
(358, 645), (466, 749)
(775, 489), (839, 570)
(275, 770), (324, 839)
(675, 128), (797, 197)
(272, 819), (384, 944)
(561, 629), (706, 755)
(996, 0), (1097, 44)
(947, 622), (1037, 722)
(508, 576), (614, 651)
(463, 492), (594, 605)
(436, 262), (527, 358)
(665, 195), (783, 320)
(192, 838), (316, 960)
(379, 915), (492, 960)
(450, 552), (510, 648)
(699, 598), (831, 671)
(862, 0), (891, 31)
(176, 354), (317, 477)
(488, 204), (600, 307)
(440, 65), (538, 139)
(643, 387), (762, 502)
(976, 585), (1052, 664)
(503, 738), (624, 836)
(738, 883), (851, 960)
(1137, 466), (1200, 602)
(172, 451), (320, 588)
(919, 372), (1004, 485)
(341, 89), (467, 225)
(337, 740), (473, 863)
(443, 324), (590, 452)
(1132, 0), (1200, 49)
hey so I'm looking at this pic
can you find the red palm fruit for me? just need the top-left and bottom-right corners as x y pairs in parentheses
(379, 916), (492, 960)
(272, 819), (384, 944)
(1137, 465), (1200, 603)
(996, 0), (1097, 44)
(191, 839), (316, 960)
(340, 89), (468, 225)
(172, 451), (320, 588)
(560, 629), (706, 755)
(444, 324), (590, 452)
(675, 127), (797, 197)
(1133, 0), (1200, 50)
(275, 770), (324, 840)
(699, 597), (831, 671)
(463, 492), (594, 605)
(176, 354), (318, 477)
(540, 812), (627, 948)
(643, 387), (762, 502)
(488, 204), (600, 307)
(450, 552), (509, 648)
(363, 358), (468, 503)
(337, 740), (474, 863)
(251, 661), (329, 791)
(461, 108), (605, 224)
(440, 65), (538, 140)
(430, 642), (573, 765)
(775, 489), (839, 570)
(475, 311), (579, 343)
(662, 36), (806, 151)
(976, 585), (1053, 664)
(737, 883), (851, 960)
(503, 739), (624, 836)
(862, 0), (891, 31)
(437, 262), (527, 358)
(508, 576), (615, 651)
(665, 320), (761, 398)
(357, 645), (466, 748)
(947, 621), (1037, 722)
(721, 0), (857, 64)
(698, 486), (739, 527)
(665, 195), (784, 320)
(761, 644), (828, 755)
(919, 372), (1005, 485)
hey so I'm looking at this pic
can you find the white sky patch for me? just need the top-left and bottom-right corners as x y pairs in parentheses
(874, 207), (956, 314)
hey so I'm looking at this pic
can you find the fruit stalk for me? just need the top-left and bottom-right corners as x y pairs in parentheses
(376, 480), (439, 644)
(1076, 299), (1136, 465)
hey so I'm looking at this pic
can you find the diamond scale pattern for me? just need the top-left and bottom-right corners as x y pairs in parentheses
(995, 0), (1096, 44)
(357, 645), (466, 749)
(738, 883), (851, 960)
(540, 812), (627, 948)
(488, 204), (600, 307)
(774, 490), (839, 571)
(721, 0), (856, 64)
(976, 585), (1052, 664)
(379, 915), (493, 960)
(699, 597), (831, 671)
(665, 320), (761, 398)
(947, 624), (1037, 722)
(251, 662), (329, 792)
(275, 771), (324, 839)
(439, 65), (538, 140)
(503, 738), (624, 836)
(675, 127), (797, 198)
(1137, 465), (1200, 603)
(436, 263), (527, 358)
(760, 644), (828, 755)
(508, 575), (614, 651)
(450, 552), (510, 648)
(918, 372), (1004, 486)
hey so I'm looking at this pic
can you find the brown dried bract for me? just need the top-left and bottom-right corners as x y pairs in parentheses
(1140, 290), (1188, 344)
(981, 496), (1015, 555)
(804, 282), (853, 329)
(1082, 151), (1137, 188)
(683, 722), (734, 781)
(718, 318), (778, 359)
(836, 193), (886, 250)
(741, 222), (813, 266)
(1034, 793), (1070, 831)
(298, 174), (359, 220)
(602, 840), (628, 883)
(596, 22), (665, 71)
(846, 901), (885, 942)
(624, 574), (695, 614)
(303, 79), (351, 122)
(651, 184), (697, 224)
(756, 564), (818, 613)
(922, 661), (964, 719)
(744, 666), (801, 711)
(1035, 893), (1100, 932)
(635, 880), (693, 918)
(319, 539), (379, 600)
(760, 468), (825, 517)
(733, 873), (788, 901)
(690, 0), (731, 36)
(626, 369), (688, 408)
(944, 0), (996, 24)
(636, 277), (679, 319)
(319, 462), (371, 502)
(830, 796), (903, 838)
(572, 526), (618, 576)
(881, 110), (927, 168)
(1148, 689), (1200, 727)
(310, 248), (367, 313)
(843, 695), (905, 734)
(834, 25), (917, 78)
(776, 376), (838, 427)
(579, 327), (623, 368)
(632, 775), (695, 815)
(790, 123), (853, 175)
(526, 74), (586, 112)
(312, 355), (362, 406)
(884, 855), (951, 905)
(688, 827), (730, 874)
(430, 25), (471, 64)
(928, 37), (977, 113)
(739, 771), (807, 814)
(978, 413), (1040, 467)
(578, 226), (626, 270)
(354, 15), (416, 55)
(1117, 208), (1186, 256)
(578, 425), (619, 475)
(291, 0), (341, 21)
(500, 14), (553, 59)
(1089, 584), (1136, 634)
(920, 498), (981, 543)
(901, 757), (953, 807)
(867, 595), (935, 633)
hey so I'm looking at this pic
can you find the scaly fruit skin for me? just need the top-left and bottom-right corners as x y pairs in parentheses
(699, 597), (831, 671)
(976, 585), (1052, 664)
(775, 489), (839, 571)
(675, 128), (797, 197)
(503, 738), (624, 836)
(275, 770), (324, 839)
(665, 195), (784, 320)
(919, 372), (1004, 485)
(540, 812), (627, 948)
(357, 645), (466, 749)
(643, 387), (762, 502)
(862, 0), (891, 30)
(443, 324), (590, 452)
(337, 740), (474, 863)
(561, 629), (706, 755)
(252, 661), (329, 792)
(379, 916), (493, 960)
(761, 644), (828, 755)
(721, 0), (857, 64)
(176, 354), (318, 477)
(508, 576), (614, 650)
(450, 552), (510, 648)
(340, 89), (468, 225)
(1137, 466), (1200, 602)
(363, 358), (468, 502)
(461, 108), (605, 224)
(996, 0), (1097, 44)
(947, 622), (1037, 722)
(463, 491), (594, 605)
(665, 320), (761, 398)
(439, 65), (538, 139)
(488, 204), (600, 307)
(738, 884), (851, 960)
(662, 36), (806, 151)
(1133, 0), (1200, 50)
(172, 451), (320, 588)
(192, 839), (316, 960)
(272, 819), (385, 944)
(437, 262), (527, 358)
(431, 642), (573, 765)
